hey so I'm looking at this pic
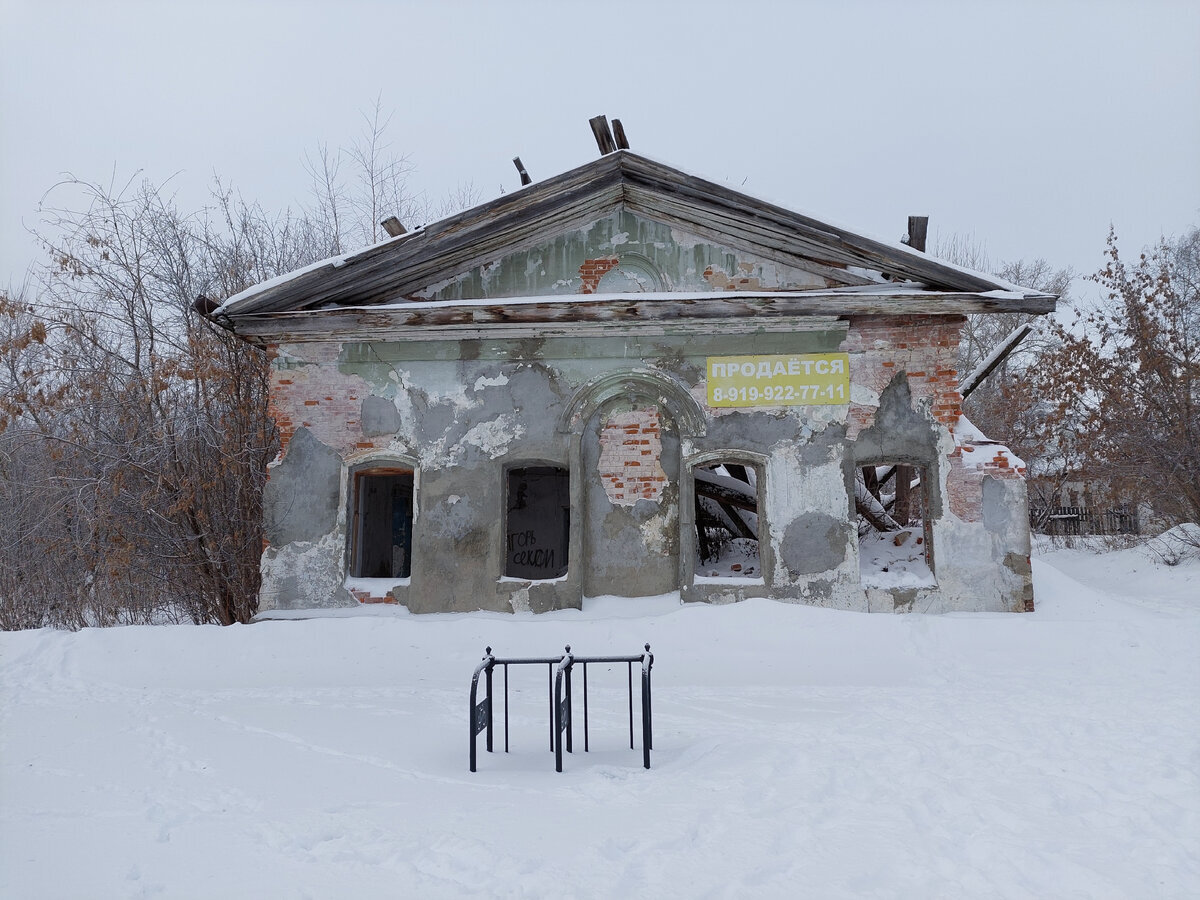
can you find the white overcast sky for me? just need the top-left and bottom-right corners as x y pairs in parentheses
(2, 0), (1198, 297)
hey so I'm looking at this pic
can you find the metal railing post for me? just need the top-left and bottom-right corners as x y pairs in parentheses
(468, 646), (495, 773)
(628, 661), (634, 749)
(485, 656), (494, 753)
(564, 647), (574, 755)
(583, 662), (590, 752)
(554, 645), (573, 773)
(641, 643), (654, 768)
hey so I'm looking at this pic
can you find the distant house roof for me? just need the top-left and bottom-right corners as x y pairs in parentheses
(212, 150), (1056, 341)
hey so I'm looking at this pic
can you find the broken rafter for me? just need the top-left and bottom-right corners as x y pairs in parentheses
(855, 476), (903, 533)
(905, 215), (929, 253)
(380, 217), (406, 238)
(513, 157), (532, 186)
(698, 496), (757, 541)
(694, 469), (757, 513)
(612, 118), (630, 150)
(589, 114), (617, 155)
(960, 322), (1033, 399)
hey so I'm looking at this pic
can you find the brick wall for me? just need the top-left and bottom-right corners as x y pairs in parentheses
(947, 447), (1026, 522)
(579, 257), (620, 294)
(597, 407), (668, 505)
(843, 315), (965, 440)
(267, 342), (373, 458)
(843, 314), (1028, 524)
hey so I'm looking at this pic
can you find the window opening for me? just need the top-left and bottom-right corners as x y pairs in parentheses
(506, 466), (569, 579)
(694, 462), (760, 577)
(856, 463), (934, 586)
(352, 470), (414, 578)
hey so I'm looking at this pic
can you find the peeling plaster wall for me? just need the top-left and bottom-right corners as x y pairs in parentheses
(257, 312), (1034, 615)
(414, 208), (830, 301)
(842, 318), (1034, 613)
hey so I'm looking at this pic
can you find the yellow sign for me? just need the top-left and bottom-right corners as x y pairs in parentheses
(707, 353), (850, 407)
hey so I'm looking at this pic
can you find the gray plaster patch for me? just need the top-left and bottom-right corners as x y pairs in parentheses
(264, 428), (343, 546)
(854, 373), (936, 458)
(415, 394), (459, 440)
(804, 579), (834, 601)
(361, 395), (402, 437)
(1004, 551), (1034, 610)
(796, 423), (848, 467)
(703, 412), (801, 454)
(450, 527), (492, 561)
(780, 512), (847, 575)
(505, 364), (566, 420)
(853, 374), (942, 517)
(982, 475), (1014, 534)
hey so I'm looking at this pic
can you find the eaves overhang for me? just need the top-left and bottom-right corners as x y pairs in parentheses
(221, 287), (1057, 345)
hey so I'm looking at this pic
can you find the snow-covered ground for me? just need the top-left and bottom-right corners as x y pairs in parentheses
(2, 538), (1197, 899)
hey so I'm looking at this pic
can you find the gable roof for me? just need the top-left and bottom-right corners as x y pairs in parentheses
(216, 151), (1055, 320)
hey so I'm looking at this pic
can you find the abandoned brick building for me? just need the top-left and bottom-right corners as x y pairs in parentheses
(211, 146), (1056, 615)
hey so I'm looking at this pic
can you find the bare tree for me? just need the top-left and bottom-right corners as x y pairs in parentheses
(0, 175), (298, 628)
(2, 105), (477, 629)
(1035, 228), (1200, 531)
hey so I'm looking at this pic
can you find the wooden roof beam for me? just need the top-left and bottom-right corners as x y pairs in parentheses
(513, 156), (532, 186)
(612, 118), (630, 150)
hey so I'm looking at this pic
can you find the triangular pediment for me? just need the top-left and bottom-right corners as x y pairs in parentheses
(219, 152), (1050, 317)
(409, 207), (853, 303)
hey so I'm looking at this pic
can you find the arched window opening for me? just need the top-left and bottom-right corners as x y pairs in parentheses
(694, 461), (760, 578)
(505, 466), (570, 580)
(856, 463), (934, 585)
(351, 468), (414, 578)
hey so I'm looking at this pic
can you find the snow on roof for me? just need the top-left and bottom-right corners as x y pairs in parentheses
(214, 227), (425, 315)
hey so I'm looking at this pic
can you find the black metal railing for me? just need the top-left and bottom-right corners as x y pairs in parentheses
(469, 644), (654, 773)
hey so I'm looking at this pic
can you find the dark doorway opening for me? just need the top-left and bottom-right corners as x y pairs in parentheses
(352, 470), (414, 578)
(506, 466), (569, 580)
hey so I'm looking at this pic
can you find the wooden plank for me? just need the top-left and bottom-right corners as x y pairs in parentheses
(224, 290), (1054, 345)
(612, 119), (630, 150)
(589, 115), (616, 155)
(695, 479), (758, 515)
(236, 314), (847, 345)
(960, 322), (1033, 399)
(906, 216), (928, 253)
(513, 157), (532, 186)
